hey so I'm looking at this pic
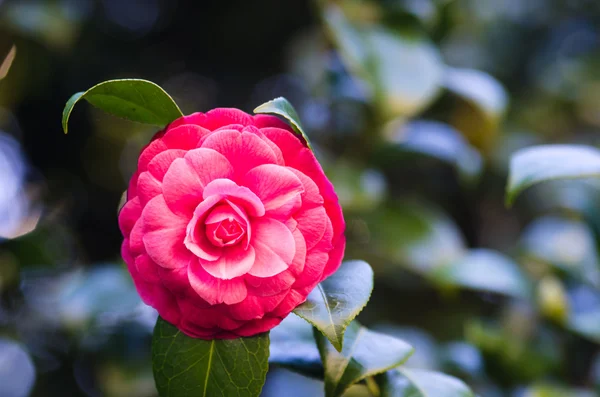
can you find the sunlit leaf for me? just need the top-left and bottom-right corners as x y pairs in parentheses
(520, 215), (600, 288)
(254, 97), (312, 149)
(294, 260), (374, 352)
(0, 45), (16, 81)
(0, 338), (36, 397)
(376, 367), (474, 397)
(62, 79), (183, 134)
(269, 314), (322, 378)
(506, 145), (600, 206)
(444, 67), (507, 125)
(384, 120), (483, 183)
(323, 5), (443, 120)
(537, 275), (569, 324)
(444, 67), (508, 152)
(316, 321), (413, 397)
(152, 317), (269, 397)
(433, 249), (533, 299)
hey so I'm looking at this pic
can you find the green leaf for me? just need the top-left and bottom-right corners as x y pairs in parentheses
(0, 45), (16, 80)
(506, 145), (600, 206)
(293, 260), (374, 352)
(443, 67), (508, 126)
(433, 249), (532, 299)
(384, 120), (483, 183)
(315, 321), (414, 397)
(269, 314), (323, 378)
(253, 97), (312, 149)
(62, 79), (184, 134)
(323, 5), (443, 120)
(376, 367), (474, 397)
(520, 215), (600, 288)
(152, 317), (269, 397)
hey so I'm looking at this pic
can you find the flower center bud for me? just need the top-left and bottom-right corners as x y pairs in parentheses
(204, 203), (246, 248)
(207, 217), (244, 247)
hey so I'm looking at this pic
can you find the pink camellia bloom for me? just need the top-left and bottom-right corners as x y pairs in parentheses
(118, 108), (345, 338)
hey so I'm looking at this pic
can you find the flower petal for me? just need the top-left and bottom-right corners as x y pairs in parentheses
(162, 148), (233, 215)
(142, 195), (192, 269)
(147, 149), (186, 181)
(322, 235), (346, 280)
(201, 129), (279, 180)
(202, 108), (253, 130)
(203, 179), (265, 217)
(292, 251), (328, 290)
(184, 194), (223, 261)
(242, 164), (304, 219)
(160, 124), (207, 149)
(138, 139), (168, 172)
(118, 197), (141, 236)
(136, 172), (162, 206)
(245, 269), (296, 297)
(200, 244), (255, 280)
(188, 261), (248, 305)
(271, 289), (307, 317)
(249, 218), (295, 277)
(227, 291), (288, 321)
(295, 206), (327, 251)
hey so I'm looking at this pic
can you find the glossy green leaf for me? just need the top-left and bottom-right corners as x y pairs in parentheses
(376, 367), (474, 397)
(269, 314), (322, 378)
(316, 321), (414, 397)
(294, 260), (374, 352)
(433, 249), (532, 299)
(323, 5), (443, 120)
(62, 79), (183, 134)
(506, 145), (600, 206)
(520, 215), (600, 288)
(0, 45), (16, 81)
(443, 67), (508, 126)
(152, 317), (269, 397)
(384, 120), (483, 183)
(253, 97), (312, 149)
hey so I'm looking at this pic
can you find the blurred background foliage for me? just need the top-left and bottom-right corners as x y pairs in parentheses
(2, 0), (600, 396)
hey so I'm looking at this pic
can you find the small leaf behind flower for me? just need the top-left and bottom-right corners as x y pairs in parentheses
(152, 317), (269, 397)
(316, 321), (414, 397)
(294, 260), (374, 352)
(376, 367), (474, 397)
(62, 79), (183, 134)
(253, 97), (312, 149)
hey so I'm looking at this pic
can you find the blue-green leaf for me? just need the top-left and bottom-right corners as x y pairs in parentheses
(293, 260), (374, 352)
(376, 367), (474, 397)
(316, 321), (414, 397)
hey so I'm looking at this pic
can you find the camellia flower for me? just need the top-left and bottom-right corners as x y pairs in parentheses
(118, 108), (345, 338)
